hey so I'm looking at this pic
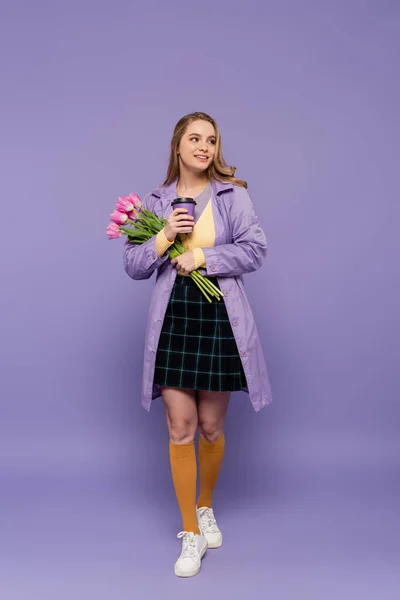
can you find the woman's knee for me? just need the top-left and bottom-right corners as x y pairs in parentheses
(197, 421), (224, 443)
(169, 419), (197, 444)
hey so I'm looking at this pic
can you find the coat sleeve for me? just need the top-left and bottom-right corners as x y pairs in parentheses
(201, 186), (268, 277)
(123, 192), (170, 280)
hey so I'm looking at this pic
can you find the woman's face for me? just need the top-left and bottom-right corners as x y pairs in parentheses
(177, 119), (216, 174)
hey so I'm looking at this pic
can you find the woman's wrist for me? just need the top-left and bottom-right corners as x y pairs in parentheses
(164, 224), (176, 242)
(155, 228), (175, 257)
(192, 248), (206, 269)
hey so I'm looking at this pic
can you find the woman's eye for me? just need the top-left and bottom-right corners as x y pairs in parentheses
(190, 136), (215, 144)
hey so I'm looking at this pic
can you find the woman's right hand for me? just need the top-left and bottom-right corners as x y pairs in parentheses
(164, 208), (194, 242)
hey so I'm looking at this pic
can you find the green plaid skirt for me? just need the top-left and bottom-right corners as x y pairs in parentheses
(153, 275), (247, 391)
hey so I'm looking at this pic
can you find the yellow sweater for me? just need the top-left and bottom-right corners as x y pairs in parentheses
(155, 199), (215, 269)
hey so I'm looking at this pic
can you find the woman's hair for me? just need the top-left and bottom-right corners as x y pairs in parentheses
(162, 111), (247, 189)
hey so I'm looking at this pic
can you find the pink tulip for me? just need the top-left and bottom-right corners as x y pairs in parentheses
(127, 192), (141, 206)
(116, 197), (133, 212)
(116, 193), (141, 214)
(106, 222), (122, 239)
(110, 210), (128, 225)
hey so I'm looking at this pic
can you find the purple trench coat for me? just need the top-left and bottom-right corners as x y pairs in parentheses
(123, 178), (273, 412)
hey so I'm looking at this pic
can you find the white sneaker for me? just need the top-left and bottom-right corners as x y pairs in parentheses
(174, 531), (208, 578)
(196, 507), (223, 548)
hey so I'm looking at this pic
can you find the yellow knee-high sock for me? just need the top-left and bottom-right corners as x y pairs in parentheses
(197, 433), (225, 508)
(169, 440), (200, 534)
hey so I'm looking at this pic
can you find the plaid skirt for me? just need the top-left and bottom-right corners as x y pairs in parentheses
(153, 275), (247, 391)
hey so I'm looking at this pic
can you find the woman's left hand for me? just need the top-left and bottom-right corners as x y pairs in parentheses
(171, 250), (195, 275)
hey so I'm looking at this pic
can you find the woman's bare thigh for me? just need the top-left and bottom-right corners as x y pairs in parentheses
(161, 386), (198, 444)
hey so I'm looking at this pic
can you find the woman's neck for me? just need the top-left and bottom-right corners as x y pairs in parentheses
(177, 169), (210, 197)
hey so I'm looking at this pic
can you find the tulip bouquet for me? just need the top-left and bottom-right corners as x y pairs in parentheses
(106, 193), (224, 302)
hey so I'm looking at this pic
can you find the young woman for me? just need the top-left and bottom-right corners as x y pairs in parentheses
(123, 112), (273, 577)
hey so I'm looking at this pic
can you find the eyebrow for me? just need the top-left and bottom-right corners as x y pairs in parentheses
(188, 132), (216, 139)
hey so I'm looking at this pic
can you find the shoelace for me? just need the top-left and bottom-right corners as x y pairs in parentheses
(177, 531), (197, 560)
(198, 508), (219, 533)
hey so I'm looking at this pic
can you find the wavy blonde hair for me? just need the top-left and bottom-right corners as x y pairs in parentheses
(162, 112), (247, 189)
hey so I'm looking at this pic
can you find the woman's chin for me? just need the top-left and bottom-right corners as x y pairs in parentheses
(192, 162), (209, 173)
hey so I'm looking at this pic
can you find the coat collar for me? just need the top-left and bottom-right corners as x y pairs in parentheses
(151, 178), (233, 200)
(212, 179), (234, 196)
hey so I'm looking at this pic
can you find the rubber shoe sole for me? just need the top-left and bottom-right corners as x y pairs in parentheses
(205, 534), (222, 549)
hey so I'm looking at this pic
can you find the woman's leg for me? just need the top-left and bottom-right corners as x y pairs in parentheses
(161, 386), (200, 534)
(196, 390), (230, 509)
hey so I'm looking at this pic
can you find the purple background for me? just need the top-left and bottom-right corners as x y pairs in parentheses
(1, 0), (399, 597)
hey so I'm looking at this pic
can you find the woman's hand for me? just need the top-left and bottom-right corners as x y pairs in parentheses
(171, 250), (196, 275)
(164, 208), (194, 242)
